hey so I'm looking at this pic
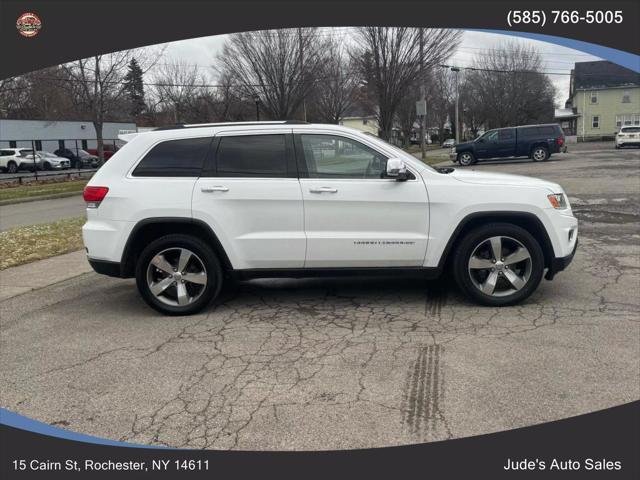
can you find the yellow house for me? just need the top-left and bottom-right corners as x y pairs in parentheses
(338, 106), (379, 136)
(568, 61), (640, 140)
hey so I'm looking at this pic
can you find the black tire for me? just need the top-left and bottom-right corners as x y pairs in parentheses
(6, 161), (17, 173)
(531, 145), (549, 162)
(135, 234), (223, 315)
(452, 223), (544, 307)
(457, 151), (476, 166)
(43, 162), (51, 171)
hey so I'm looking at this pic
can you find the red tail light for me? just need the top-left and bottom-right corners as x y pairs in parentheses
(83, 186), (109, 208)
(557, 136), (565, 146)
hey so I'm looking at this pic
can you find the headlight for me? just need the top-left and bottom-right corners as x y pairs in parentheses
(547, 193), (567, 209)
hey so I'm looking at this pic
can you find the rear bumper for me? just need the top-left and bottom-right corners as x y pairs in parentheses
(545, 239), (578, 280)
(88, 258), (125, 278)
(616, 140), (640, 147)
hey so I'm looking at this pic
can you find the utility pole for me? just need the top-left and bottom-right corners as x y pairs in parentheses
(419, 29), (426, 160)
(298, 27), (307, 122)
(451, 66), (460, 144)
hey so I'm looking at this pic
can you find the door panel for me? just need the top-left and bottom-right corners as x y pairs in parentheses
(476, 131), (498, 158)
(295, 132), (429, 268)
(192, 130), (305, 269)
(301, 179), (429, 267)
(192, 178), (305, 269)
(497, 128), (516, 157)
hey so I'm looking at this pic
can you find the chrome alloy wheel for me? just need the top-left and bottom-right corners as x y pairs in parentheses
(146, 248), (208, 306)
(532, 148), (547, 161)
(458, 152), (474, 165)
(467, 236), (532, 297)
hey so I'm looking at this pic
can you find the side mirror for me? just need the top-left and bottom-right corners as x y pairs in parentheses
(386, 158), (408, 181)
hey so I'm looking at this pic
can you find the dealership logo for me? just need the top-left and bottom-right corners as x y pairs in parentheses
(16, 12), (42, 38)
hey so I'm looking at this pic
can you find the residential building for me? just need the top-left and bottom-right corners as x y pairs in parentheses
(564, 61), (639, 141)
(338, 106), (379, 136)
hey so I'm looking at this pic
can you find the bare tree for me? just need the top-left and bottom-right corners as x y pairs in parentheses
(209, 73), (253, 122)
(217, 28), (327, 120)
(466, 42), (556, 128)
(352, 27), (462, 140)
(427, 68), (456, 143)
(62, 48), (162, 160)
(310, 41), (359, 123)
(396, 83), (419, 147)
(62, 53), (131, 160)
(154, 60), (207, 123)
(0, 68), (78, 120)
(0, 76), (32, 118)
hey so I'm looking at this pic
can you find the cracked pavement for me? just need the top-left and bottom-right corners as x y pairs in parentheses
(1, 146), (638, 450)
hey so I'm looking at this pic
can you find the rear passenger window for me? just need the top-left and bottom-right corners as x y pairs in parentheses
(216, 135), (287, 177)
(499, 129), (515, 140)
(133, 138), (211, 177)
(538, 126), (555, 136)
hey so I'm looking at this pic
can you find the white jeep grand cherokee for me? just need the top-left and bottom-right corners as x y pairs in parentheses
(82, 122), (578, 315)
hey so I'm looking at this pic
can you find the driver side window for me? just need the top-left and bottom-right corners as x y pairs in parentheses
(484, 131), (498, 141)
(298, 134), (388, 179)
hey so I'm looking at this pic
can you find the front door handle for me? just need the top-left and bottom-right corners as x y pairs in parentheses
(201, 186), (229, 193)
(309, 187), (338, 194)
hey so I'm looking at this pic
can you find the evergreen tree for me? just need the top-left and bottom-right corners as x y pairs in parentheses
(123, 58), (145, 118)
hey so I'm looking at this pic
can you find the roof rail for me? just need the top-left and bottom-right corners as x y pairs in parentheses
(153, 120), (309, 131)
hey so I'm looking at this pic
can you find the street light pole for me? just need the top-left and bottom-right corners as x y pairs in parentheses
(451, 66), (460, 144)
(419, 29), (426, 161)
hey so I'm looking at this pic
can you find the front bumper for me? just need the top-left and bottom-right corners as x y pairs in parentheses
(545, 238), (578, 280)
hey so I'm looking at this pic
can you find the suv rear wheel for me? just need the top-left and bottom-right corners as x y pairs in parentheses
(457, 151), (476, 166)
(452, 223), (544, 306)
(135, 234), (223, 315)
(6, 161), (17, 173)
(531, 146), (549, 162)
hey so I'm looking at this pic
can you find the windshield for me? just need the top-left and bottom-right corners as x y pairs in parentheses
(78, 150), (92, 157)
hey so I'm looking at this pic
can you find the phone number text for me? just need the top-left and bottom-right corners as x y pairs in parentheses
(507, 10), (623, 28)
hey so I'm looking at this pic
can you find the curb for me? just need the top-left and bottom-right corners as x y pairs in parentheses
(0, 191), (83, 206)
(0, 249), (92, 302)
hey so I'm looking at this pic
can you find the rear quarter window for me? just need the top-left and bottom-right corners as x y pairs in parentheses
(538, 126), (556, 136)
(519, 127), (538, 138)
(133, 137), (212, 177)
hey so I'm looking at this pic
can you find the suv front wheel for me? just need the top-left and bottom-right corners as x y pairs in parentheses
(457, 151), (476, 166)
(452, 223), (544, 306)
(135, 234), (223, 315)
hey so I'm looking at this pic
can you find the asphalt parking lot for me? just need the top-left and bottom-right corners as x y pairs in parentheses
(1, 146), (638, 450)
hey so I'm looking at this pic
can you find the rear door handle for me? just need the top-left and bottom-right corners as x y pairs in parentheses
(201, 186), (229, 193)
(309, 187), (338, 194)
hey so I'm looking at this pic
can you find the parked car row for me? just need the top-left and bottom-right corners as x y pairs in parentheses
(0, 147), (102, 172)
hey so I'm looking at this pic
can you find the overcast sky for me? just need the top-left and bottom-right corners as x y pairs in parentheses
(152, 29), (601, 107)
